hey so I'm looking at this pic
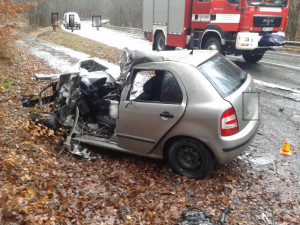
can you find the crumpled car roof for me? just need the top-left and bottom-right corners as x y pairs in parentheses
(117, 48), (218, 84)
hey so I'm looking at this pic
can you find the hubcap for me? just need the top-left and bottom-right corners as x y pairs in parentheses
(177, 146), (202, 171)
(157, 38), (164, 51)
(207, 43), (218, 50)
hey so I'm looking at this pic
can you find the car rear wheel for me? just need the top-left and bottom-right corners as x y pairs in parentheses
(242, 53), (264, 63)
(167, 138), (215, 179)
(154, 32), (166, 51)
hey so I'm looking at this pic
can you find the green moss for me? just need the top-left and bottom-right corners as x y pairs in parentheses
(1, 78), (18, 93)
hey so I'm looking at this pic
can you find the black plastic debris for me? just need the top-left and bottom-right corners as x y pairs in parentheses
(177, 207), (231, 225)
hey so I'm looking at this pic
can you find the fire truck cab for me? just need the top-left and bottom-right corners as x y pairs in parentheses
(143, 0), (289, 63)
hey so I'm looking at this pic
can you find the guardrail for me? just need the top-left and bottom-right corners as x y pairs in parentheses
(80, 19), (143, 34)
(285, 41), (300, 49)
(102, 24), (143, 34)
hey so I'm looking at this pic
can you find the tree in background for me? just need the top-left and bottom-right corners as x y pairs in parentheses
(27, 0), (106, 27)
(27, 0), (142, 28)
(0, 0), (32, 59)
(105, 0), (142, 27)
(286, 0), (300, 41)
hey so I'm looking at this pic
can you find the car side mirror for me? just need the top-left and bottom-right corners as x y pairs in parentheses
(236, 6), (245, 11)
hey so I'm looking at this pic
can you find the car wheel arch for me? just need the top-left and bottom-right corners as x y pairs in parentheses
(201, 31), (224, 50)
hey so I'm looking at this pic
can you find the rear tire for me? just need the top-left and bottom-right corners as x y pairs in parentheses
(204, 37), (223, 54)
(167, 138), (215, 179)
(242, 53), (264, 63)
(154, 32), (166, 51)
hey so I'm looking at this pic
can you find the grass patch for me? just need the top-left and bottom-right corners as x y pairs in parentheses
(0, 78), (18, 93)
(280, 46), (300, 53)
(31, 26), (122, 64)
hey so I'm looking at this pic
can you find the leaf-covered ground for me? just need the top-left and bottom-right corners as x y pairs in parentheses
(0, 28), (299, 224)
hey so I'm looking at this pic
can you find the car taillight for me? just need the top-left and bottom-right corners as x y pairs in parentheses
(221, 107), (239, 136)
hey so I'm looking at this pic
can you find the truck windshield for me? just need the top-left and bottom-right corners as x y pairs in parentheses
(246, 0), (288, 7)
(227, 0), (240, 4)
(197, 54), (247, 98)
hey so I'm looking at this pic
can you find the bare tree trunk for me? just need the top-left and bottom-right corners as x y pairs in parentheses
(27, 0), (143, 28)
(286, 0), (300, 41)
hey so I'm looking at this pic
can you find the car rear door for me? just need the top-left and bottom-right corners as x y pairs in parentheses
(116, 69), (186, 154)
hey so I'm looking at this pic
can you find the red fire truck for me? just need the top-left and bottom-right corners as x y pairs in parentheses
(143, 0), (289, 63)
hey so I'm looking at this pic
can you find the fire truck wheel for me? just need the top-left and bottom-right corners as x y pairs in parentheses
(204, 37), (222, 53)
(242, 53), (264, 63)
(155, 32), (166, 51)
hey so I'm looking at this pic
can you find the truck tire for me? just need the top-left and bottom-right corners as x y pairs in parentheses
(242, 53), (264, 63)
(204, 37), (223, 53)
(154, 32), (166, 51)
(144, 32), (149, 39)
(167, 138), (215, 179)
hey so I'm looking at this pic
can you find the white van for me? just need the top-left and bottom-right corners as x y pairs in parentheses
(63, 12), (81, 30)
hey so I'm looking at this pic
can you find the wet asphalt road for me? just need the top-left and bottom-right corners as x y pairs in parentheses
(18, 34), (300, 194)
(229, 51), (300, 90)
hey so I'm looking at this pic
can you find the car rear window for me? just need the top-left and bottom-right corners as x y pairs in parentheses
(197, 54), (247, 98)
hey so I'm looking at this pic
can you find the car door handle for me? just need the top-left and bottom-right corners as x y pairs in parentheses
(160, 111), (174, 118)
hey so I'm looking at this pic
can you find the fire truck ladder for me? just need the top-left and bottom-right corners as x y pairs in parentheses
(193, 30), (204, 49)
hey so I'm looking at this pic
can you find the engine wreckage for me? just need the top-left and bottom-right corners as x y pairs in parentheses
(22, 49), (161, 159)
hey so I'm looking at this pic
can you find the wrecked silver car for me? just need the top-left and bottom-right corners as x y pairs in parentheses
(22, 49), (260, 179)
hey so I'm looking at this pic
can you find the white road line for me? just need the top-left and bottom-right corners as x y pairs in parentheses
(228, 55), (300, 71)
(254, 79), (300, 94)
(259, 60), (300, 71)
(265, 51), (300, 57)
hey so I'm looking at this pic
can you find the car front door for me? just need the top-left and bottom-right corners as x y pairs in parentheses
(116, 69), (186, 154)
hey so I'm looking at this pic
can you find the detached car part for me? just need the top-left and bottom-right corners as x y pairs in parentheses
(178, 207), (231, 225)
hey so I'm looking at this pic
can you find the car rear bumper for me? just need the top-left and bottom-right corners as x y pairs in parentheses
(65, 23), (81, 28)
(209, 118), (260, 164)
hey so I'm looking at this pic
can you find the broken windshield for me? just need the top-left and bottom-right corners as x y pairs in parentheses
(246, 0), (288, 7)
